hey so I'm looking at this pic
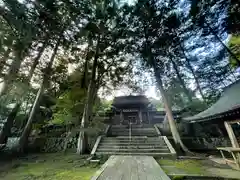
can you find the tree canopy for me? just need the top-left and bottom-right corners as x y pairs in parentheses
(0, 0), (239, 152)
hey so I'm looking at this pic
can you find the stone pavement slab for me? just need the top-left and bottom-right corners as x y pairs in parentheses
(91, 155), (171, 180)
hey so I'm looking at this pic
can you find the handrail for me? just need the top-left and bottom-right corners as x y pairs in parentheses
(163, 136), (176, 155)
(129, 122), (132, 142)
(104, 125), (111, 135)
(90, 135), (102, 155)
(154, 124), (161, 136)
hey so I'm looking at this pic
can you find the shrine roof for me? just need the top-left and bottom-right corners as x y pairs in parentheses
(112, 95), (150, 107)
(183, 80), (240, 123)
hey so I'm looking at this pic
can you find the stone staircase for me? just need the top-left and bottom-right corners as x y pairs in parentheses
(91, 125), (176, 157)
(108, 124), (158, 137)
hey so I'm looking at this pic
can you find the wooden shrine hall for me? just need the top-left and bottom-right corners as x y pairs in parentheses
(110, 95), (180, 125)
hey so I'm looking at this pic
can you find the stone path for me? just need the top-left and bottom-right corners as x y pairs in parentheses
(91, 156), (171, 180)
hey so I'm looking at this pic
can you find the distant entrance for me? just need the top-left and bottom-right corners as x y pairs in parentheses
(123, 112), (138, 125)
(128, 116), (137, 124)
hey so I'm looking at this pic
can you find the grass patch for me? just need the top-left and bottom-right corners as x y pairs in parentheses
(158, 159), (205, 175)
(0, 153), (100, 180)
(158, 159), (175, 166)
(174, 160), (203, 174)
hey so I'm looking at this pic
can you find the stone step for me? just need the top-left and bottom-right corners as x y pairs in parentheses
(110, 133), (157, 135)
(116, 136), (148, 139)
(105, 138), (160, 141)
(98, 145), (164, 149)
(95, 152), (174, 156)
(103, 137), (161, 140)
(110, 132), (157, 135)
(111, 125), (154, 128)
(110, 130), (157, 133)
(110, 129), (156, 131)
(99, 143), (167, 147)
(101, 142), (164, 145)
(101, 139), (163, 142)
(96, 148), (169, 152)
(109, 134), (158, 137)
(98, 145), (168, 149)
(110, 128), (156, 131)
(100, 142), (166, 145)
(110, 132), (156, 134)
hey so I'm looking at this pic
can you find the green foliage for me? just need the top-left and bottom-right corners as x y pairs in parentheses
(97, 99), (113, 113)
(52, 87), (86, 125)
(148, 98), (164, 111)
(0, 0), (239, 145)
(229, 35), (240, 67)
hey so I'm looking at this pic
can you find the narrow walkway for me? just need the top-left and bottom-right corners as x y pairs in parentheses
(91, 156), (171, 180)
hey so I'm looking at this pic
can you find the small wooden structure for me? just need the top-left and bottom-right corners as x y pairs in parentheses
(183, 80), (240, 169)
(217, 147), (240, 169)
(217, 120), (240, 170)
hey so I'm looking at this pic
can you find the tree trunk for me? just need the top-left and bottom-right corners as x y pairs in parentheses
(77, 35), (100, 154)
(18, 39), (60, 151)
(153, 67), (190, 152)
(76, 80), (96, 154)
(0, 43), (47, 145)
(0, 103), (20, 144)
(76, 108), (89, 154)
(81, 35), (91, 89)
(0, 55), (22, 95)
(0, 41), (47, 147)
(0, 48), (26, 143)
(0, 43), (27, 96)
(143, 24), (190, 153)
(18, 80), (44, 151)
(178, 43), (206, 102)
(186, 57), (205, 101)
(169, 55), (193, 103)
(0, 47), (11, 73)
(28, 40), (48, 80)
(205, 21), (240, 66)
(87, 83), (98, 122)
(63, 131), (72, 153)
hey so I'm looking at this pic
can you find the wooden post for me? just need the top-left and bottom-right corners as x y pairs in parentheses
(139, 108), (143, 124)
(120, 110), (123, 125)
(224, 121), (239, 148)
(224, 121), (240, 165)
(147, 111), (150, 124)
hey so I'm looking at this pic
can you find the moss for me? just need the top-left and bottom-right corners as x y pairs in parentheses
(0, 153), (99, 180)
(158, 159), (175, 166)
(174, 160), (203, 174)
(158, 159), (204, 175)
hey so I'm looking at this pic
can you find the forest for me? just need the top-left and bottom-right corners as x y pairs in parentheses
(0, 0), (239, 154)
